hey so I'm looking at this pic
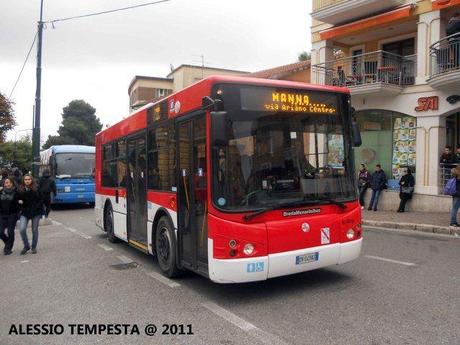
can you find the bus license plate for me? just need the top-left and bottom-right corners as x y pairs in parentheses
(77, 194), (84, 198)
(296, 252), (319, 265)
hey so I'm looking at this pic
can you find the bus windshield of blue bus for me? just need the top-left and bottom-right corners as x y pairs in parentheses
(56, 153), (95, 178)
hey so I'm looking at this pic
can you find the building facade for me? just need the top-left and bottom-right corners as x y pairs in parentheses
(311, 0), (460, 211)
(128, 65), (248, 112)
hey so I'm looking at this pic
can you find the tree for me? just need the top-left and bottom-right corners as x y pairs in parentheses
(43, 100), (102, 149)
(0, 92), (16, 143)
(298, 51), (311, 62)
(0, 135), (32, 173)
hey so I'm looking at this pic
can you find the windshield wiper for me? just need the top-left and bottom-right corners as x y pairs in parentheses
(243, 198), (346, 222)
(316, 198), (347, 210)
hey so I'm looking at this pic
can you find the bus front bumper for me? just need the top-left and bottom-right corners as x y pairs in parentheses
(208, 238), (362, 284)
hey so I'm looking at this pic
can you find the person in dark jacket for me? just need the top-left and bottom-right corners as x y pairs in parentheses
(449, 167), (460, 227)
(39, 169), (56, 218)
(357, 164), (370, 209)
(368, 164), (387, 211)
(0, 169), (8, 187)
(440, 146), (456, 165)
(17, 174), (43, 255)
(397, 167), (415, 213)
(12, 168), (22, 187)
(0, 177), (19, 255)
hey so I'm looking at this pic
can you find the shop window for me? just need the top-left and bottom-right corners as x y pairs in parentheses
(354, 110), (416, 184)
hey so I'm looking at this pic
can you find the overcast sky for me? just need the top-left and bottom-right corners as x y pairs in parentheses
(1, 0), (312, 143)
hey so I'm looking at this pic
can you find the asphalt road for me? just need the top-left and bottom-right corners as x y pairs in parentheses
(1, 206), (459, 345)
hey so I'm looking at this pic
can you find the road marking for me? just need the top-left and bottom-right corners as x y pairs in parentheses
(146, 270), (180, 288)
(97, 243), (113, 251)
(364, 255), (417, 267)
(20, 260), (29, 263)
(117, 255), (133, 264)
(50, 219), (92, 239)
(202, 302), (290, 345)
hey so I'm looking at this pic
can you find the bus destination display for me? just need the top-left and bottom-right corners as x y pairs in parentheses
(240, 87), (337, 114)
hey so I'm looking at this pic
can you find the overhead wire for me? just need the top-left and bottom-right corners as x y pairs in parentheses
(8, 30), (39, 99)
(46, 0), (171, 25)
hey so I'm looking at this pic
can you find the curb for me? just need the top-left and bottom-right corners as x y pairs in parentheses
(362, 220), (458, 236)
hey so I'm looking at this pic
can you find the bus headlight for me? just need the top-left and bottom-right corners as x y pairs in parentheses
(243, 243), (254, 256)
(346, 229), (355, 240)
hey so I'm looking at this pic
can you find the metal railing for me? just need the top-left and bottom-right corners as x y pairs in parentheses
(430, 33), (460, 78)
(312, 50), (416, 88)
(440, 163), (458, 189)
(312, 0), (346, 12)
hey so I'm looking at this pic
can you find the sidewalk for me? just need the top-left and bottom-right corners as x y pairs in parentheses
(362, 210), (459, 236)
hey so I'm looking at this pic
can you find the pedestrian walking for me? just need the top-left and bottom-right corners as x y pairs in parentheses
(368, 164), (387, 211)
(0, 177), (20, 255)
(445, 167), (460, 227)
(39, 169), (56, 218)
(397, 167), (415, 213)
(357, 164), (370, 210)
(17, 174), (43, 255)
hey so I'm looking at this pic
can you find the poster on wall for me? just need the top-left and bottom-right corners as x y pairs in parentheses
(392, 117), (416, 179)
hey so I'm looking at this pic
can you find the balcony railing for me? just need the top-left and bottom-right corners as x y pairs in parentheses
(430, 33), (460, 78)
(312, 51), (416, 88)
(312, 0), (346, 12)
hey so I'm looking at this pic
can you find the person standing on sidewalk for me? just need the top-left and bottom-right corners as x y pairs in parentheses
(39, 169), (56, 218)
(368, 164), (387, 211)
(448, 167), (460, 227)
(0, 177), (20, 255)
(357, 164), (370, 210)
(17, 174), (43, 255)
(397, 167), (415, 213)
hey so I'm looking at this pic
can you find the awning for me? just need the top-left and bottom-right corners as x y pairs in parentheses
(319, 5), (413, 41)
(432, 0), (460, 10)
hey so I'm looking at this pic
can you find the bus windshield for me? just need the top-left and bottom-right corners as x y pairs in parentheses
(55, 153), (95, 178)
(212, 85), (356, 212)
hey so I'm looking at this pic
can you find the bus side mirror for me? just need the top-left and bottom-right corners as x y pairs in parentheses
(211, 111), (228, 147)
(352, 122), (362, 147)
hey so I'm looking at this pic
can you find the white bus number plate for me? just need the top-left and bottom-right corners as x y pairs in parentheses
(296, 252), (319, 265)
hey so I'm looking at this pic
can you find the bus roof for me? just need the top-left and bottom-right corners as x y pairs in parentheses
(42, 145), (95, 154)
(97, 75), (350, 144)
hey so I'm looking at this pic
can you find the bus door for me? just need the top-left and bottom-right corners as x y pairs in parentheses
(127, 135), (148, 251)
(176, 114), (208, 274)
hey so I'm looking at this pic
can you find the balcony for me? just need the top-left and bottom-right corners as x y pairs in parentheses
(428, 33), (460, 90)
(312, 51), (416, 96)
(312, 0), (406, 25)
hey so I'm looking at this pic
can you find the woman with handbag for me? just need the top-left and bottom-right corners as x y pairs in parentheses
(397, 167), (415, 213)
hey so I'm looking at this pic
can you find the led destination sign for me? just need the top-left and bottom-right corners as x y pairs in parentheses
(240, 87), (338, 114)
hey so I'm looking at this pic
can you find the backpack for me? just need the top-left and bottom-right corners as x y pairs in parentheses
(444, 178), (457, 196)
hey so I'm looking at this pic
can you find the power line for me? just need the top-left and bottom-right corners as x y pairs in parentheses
(9, 30), (38, 99)
(47, 0), (171, 25)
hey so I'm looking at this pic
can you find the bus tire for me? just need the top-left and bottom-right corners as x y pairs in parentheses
(155, 216), (179, 278)
(104, 204), (118, 243)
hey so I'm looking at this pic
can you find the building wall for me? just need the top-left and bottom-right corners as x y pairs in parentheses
(169, 66), (247, 92)
(310, 0), (460, 203)
(283, 69), (311, 83)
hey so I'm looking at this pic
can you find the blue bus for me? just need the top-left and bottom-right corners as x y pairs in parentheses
(40, 145), (95, 205)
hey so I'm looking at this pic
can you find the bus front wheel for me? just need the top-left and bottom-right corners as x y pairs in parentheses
(155, 216), (179, 278)
(104, 205), (118, 243)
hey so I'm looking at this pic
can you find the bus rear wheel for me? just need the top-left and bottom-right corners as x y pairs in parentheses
(155, 216), (179, 278)
(104, 205), (118, 243)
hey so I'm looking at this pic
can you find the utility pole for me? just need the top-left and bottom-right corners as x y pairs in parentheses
(32, 0), (44, 177)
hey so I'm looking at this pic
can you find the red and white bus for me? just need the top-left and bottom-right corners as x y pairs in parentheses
(95, 76), (362, 283)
